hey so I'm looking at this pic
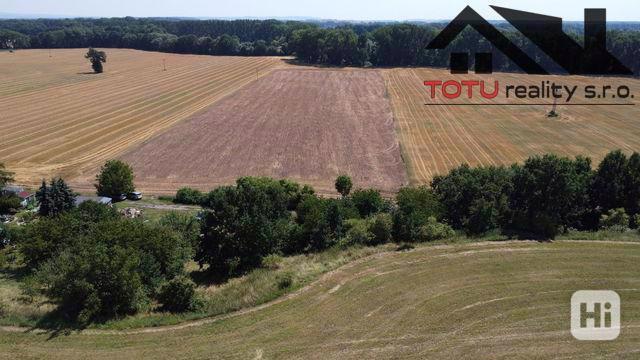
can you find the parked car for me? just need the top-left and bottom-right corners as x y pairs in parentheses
(114, 193), (127, 202)
(128, 192), (143, 201)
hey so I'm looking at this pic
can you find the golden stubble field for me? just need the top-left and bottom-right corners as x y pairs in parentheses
(384, 68), (640, 184)
(0, 49), (284, 186)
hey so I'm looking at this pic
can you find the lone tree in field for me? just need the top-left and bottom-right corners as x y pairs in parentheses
(95, 160), (135, 198)
(335, 175), (353, 197)
(36, 178), (77, 217)
(0, 162), (14, 189)
(85, 48), (107, 73)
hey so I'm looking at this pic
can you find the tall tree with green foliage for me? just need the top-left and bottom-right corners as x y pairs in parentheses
(335, 175), (353, 197)
(589, 150), (628, 213)
(36, 178), (76, 217)
(95, 160), (135, 198)
(508, 155), (592, 239)
(432, 165), (513, 235)
(85, 48), (107, 73)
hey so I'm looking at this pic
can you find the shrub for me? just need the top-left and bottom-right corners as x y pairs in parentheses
(415, 217), (455, 242)
(0, 195), (22, 214)
(158, 276), (200, 313)
(600, 208), (630, 231)
(174, 188), (205, 205)
(37, 244), (147, 324)
(276, 272), (294, 290)
(261, 254), (283, 270)
(158, 212), (200, 255)
(368, 213), (392, 245)
(342, 219), (373, 246)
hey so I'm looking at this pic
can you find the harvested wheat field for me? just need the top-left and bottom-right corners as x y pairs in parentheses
(384, 68), (640, 184)
(121, 68), (407, 194)
(2, 241), (639, 359)
(0, 49), (283, 185)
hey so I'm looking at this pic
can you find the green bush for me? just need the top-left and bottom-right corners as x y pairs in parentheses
(158, 276), (200, 313)
(600, 208), (630, 231)
(0, 195), (22, 214)
(369, 213), (393, 245)
(37, 244), (147, 324)
(343, 219), (373, 246)
(276, 272), (294, 290)
(415, 217), (455, 242)
(174, 188), (205, 205)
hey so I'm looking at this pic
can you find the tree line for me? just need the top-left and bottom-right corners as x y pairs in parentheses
(2, 149), (640, 325)
(1, 18), (639, 74)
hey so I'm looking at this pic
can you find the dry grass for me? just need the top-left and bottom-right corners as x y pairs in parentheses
(0, 49), (284, 187)
(1, 241), (638, 359)
(120, 68), (407, 195)
(384, 68), (640, 184)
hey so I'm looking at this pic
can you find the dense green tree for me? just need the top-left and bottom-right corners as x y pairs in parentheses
(37, 243), (146, 324)
(85, 48), (107, 73)
(589, 150), (628, 213)
(392, 186), (442, 242)
(626, 152), (640, 218)
(197, 177), (295, 276)
(508, 155), (592, 239)
(95, 160), (135, 199)
(335, 175), (353, 197)
(36, 178), (76, 217)
(432, 165), (512, 235)
(351, 189), (385, 218)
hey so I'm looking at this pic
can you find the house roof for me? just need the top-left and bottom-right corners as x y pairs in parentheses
(2, 185), (25, 194)
(17, 191), (32, 199)
(74, 196), (113, 206)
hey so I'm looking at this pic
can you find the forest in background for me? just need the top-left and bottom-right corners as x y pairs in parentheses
(0, 17), (639, 74)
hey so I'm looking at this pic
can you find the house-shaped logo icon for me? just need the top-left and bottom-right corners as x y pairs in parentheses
(427, 6), (633, 76)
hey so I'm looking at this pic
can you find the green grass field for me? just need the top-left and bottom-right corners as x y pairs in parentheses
(1, 240), (638, 359)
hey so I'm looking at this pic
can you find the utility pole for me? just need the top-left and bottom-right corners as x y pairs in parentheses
(163, 58), (167, 71)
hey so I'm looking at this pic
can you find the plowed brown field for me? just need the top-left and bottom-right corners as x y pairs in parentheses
(0, 49), (283, 185)
(384, 68), (640, 184)
(121, 68), (407, 194)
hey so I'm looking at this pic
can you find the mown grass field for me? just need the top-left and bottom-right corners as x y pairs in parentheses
(1, 241), (638, 359)
(0, 49), (283, 187)
(384, 68), (640, 184)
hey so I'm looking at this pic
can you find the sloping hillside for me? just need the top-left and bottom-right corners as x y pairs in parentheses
(1, 241), (638, 359)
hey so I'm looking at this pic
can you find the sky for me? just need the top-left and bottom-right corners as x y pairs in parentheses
(2, 0), (639, 21)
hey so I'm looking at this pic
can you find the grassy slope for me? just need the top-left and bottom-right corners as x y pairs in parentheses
(1, 240), (639, 359)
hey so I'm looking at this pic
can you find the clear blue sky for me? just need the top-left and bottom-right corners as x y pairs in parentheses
(2, 0), (639, 21)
